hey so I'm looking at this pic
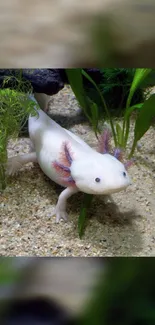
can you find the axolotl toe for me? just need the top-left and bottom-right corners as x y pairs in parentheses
(7, 107), (132, 223)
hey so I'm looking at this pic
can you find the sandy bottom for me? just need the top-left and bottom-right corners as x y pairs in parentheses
(1, 86), (155, 256)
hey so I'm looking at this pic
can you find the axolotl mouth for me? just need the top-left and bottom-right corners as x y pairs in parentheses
(86, 181), (131, 196)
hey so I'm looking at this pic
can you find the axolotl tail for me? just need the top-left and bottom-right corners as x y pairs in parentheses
(28, 94), (51, 146)
(28, 109), (46, 135)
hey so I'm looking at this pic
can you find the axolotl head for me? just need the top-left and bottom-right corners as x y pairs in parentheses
(70, 153), (131, 195)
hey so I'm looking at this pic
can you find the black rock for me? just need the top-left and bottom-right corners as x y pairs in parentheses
(0, 69), (65, 96)
(57, 68), (103, 86)
(23, 69), (64, 95)
(0, 69), (103, 96)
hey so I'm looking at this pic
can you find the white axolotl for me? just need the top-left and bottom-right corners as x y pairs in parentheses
(7, 100), (132, 222)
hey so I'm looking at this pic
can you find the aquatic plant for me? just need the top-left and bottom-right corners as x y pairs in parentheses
(0, 70), (36, 190)
(66, 68), (155, 157)
(85, 68), (145, 115)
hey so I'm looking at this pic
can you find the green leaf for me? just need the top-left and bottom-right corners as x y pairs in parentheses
(124, 103), (144, 121)
(82, 69), (117, 146)
(126, 69), (152, 109)
(139, 69), (155, 88)
(123, 68), (152, 147)
(115, 123), (123, 147)
(90, 102), (99, 121)
(78, 207), (87, 239)
(134, 94), (155, 141)
(90, 101), (99, 135)
(78, 194), (93, 239)
(65, 69), (89, 116)
(82, 70), (109, 117)
(129, 94), (155, 157)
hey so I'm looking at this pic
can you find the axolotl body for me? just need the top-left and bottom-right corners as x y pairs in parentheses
(7, 107), (131, 222)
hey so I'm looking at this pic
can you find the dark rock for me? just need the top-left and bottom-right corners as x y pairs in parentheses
(0, 69), (102, 96)
(23, 69), (64, 95)
(0, 69), (64, 96)
(57, 68), (103, 86)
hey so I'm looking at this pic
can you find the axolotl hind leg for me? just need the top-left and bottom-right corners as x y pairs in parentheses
(29, 141), (35, 153)
(6, 152), (37, 176)
(51, 187), (79, 223)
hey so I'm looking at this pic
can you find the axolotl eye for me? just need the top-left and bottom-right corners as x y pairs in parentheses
(95, 177), (101, 183)
(123, 172), (126, 177)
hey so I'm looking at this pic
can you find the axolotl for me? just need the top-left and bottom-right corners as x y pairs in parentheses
(7, 105), (132, 222)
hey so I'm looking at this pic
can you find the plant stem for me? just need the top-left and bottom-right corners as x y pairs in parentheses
(0, 149), (7, 191)
(0, 167), (6, 190)
(124, 118), (130, 147)
(128, 139), (137, 159)
(82, 70), (117, 146)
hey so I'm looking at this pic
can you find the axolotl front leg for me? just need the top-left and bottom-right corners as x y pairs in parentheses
(51, 142), (80, 222)
(6, 142), (79, 223)
(53, 186), (79, 223)
(7, 153), (79, 222)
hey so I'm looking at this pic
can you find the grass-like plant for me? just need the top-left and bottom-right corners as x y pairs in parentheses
(0, 70), (37, 191)
(85, 68), (144, 116)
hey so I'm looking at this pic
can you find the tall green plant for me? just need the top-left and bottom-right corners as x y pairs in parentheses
(129, 94), (155, 158)
(66, 69), (100, 137)
(66, 68), (155, 157)
(98, 69), (144, 112)
(81, 70), (117, 144)
(117, 68), (155, 157)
